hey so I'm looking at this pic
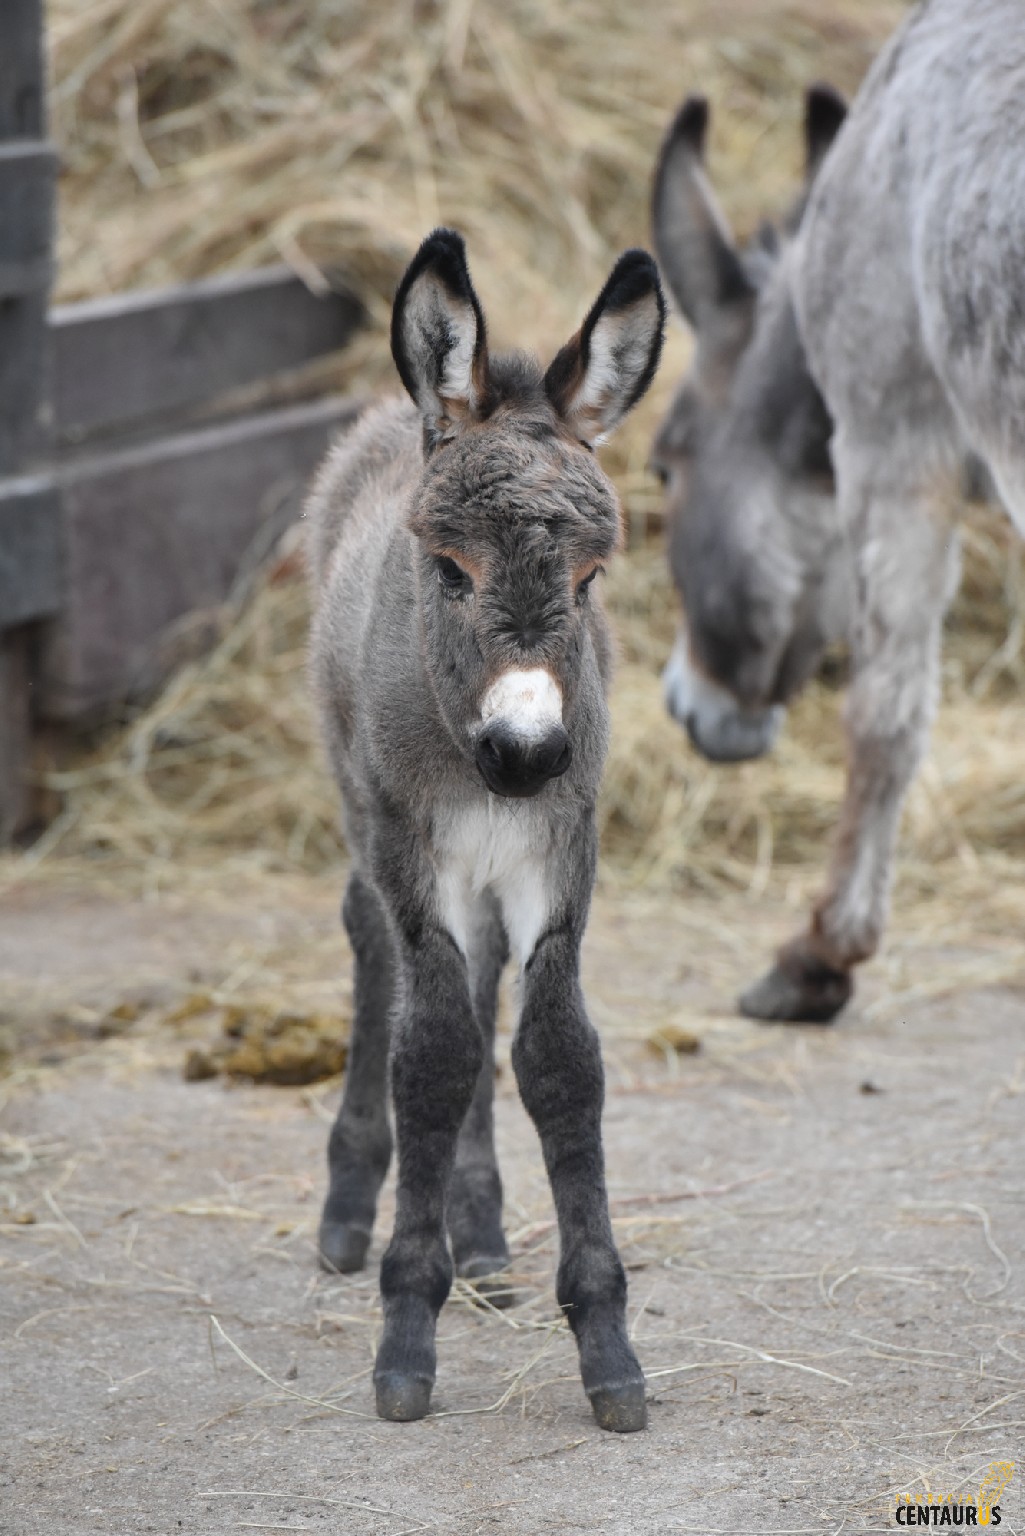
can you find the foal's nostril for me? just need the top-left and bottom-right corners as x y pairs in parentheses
(536, 726), (572, 780)
(475, 722), (572, 797)
(477, 730), (504, 774)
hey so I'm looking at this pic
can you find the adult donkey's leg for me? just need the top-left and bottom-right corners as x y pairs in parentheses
(448, 893), (511, 1294)
(375, 927), (483, 1421)
(319, 871), (395, 1272)
(741, 444), (960, 1023)
(513, 910), (646, 1433)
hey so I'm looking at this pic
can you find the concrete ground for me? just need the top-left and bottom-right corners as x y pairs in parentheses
(1, 870), (1022, 1534)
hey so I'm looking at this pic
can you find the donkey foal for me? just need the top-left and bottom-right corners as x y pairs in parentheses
(306, 229), (665, 1431)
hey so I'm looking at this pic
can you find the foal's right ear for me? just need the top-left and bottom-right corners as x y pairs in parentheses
(651, 95), (755, 331)
(391, 228), (490, 446)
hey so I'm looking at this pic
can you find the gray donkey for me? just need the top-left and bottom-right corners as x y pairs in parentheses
(651, 0), (1025, 1024)
(306, 229), (665, 1431)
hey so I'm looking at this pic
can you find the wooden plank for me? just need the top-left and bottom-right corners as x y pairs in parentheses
(52, 266), (363, 444)
(0, 0), (45, 139)
(0, 141), (56, 296)
(0, 627), (34, 840)
(41, 394), (365, 721)
(0, 0), (53, 845)
(0, 288), (52, 473)
(0, 474), (62, 628)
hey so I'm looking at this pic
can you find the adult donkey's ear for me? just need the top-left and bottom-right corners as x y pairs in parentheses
(391, 227), (491, 446)
(804, 82), (847, 185)
(544, 250), (666, 445)
(651, 95), (754, 330)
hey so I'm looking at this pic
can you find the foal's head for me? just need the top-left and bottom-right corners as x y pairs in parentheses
(650, 87), (849, 762)
(392, 229), (665, 798)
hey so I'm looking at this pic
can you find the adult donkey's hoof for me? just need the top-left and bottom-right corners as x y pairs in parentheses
(318, 1220), (372, 1274)
(375, 1372), (432, 1422)
(589, 1382), (648, 1433)
(739, 954), (852, 1024)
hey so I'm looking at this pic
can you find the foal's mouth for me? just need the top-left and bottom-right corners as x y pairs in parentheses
(475, 722), (572, 798)
(475, 667), (571, 797)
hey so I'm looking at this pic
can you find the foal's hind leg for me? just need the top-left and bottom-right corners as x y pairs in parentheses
(741, 441), (960, 1023)
(448, 893), (512, 1298)
(319, 871), (395, 1272)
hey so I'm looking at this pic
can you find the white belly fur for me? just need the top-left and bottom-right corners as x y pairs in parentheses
(434, 800), (550, 970)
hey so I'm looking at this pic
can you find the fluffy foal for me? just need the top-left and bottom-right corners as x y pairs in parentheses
(306, 229), (665, 1430)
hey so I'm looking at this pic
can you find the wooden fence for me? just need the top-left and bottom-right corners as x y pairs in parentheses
(0, 1), (364, 841)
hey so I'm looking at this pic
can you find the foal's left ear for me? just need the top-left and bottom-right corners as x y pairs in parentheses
(544, 250), (666, 446)
(391, 227), (491, 445)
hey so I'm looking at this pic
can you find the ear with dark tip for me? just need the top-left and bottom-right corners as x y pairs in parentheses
(804, 82), (847, 185)
(544, 250), (666, 446)
(390, 227), (490, 445)
(651, 94), (755, 330)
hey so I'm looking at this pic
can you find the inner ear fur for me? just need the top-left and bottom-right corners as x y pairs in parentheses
(651, 94), (755, 330)
(390, 227), (491, 442)
(544, 249), (666, 446)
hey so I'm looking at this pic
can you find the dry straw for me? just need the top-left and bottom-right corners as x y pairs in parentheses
(34, 0), (1025, 934)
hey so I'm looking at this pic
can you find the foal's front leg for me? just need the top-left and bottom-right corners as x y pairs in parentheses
(374, 926), (483, 1421)
(513, 921), (646, 1432)
(448, 894), (511, 1292)
(741, 449), (960, 1023)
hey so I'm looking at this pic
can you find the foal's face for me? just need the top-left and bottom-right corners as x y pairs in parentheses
(650, 89), (850, 763)
(391, 228), (665, 799)
(411, 406), (620, 797)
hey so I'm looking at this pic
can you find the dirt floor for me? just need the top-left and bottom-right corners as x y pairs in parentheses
(1, 868), (1023, 1535)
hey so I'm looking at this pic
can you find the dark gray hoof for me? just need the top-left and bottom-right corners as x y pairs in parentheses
(739, 957), (852, 1024)
(374, 1372), (432, 1422)
(589, 1382), (648, 1433)
(318, 1220), (371, 1274)
(456, 1255), (517, 1309)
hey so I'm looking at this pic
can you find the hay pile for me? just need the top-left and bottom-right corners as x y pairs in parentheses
(30, 0), (1025, 928)
(49, 0), (908, 490)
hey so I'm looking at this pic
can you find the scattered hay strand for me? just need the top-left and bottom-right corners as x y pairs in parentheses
(208, 1314), (374, 1419)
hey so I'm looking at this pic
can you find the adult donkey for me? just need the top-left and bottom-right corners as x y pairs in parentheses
(651, 0), (1025, 1024)
(306, 229), (665, 1430)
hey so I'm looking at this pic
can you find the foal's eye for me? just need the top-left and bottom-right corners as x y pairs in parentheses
(436, 555), (472, 596)
(576, 567), (602, 605)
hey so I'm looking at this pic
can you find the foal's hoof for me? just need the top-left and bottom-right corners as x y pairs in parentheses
(739, 957), (852, 1025)
(589, 1381), (648, 1433)
(457, 1256), (517, 1310)
(375, 1372), (432, 1422)
(318, 1220), (371, 1274)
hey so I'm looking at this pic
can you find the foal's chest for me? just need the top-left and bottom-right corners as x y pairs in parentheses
(433, 801), (551, 970)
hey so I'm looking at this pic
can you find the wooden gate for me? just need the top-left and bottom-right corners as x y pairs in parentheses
(0, 1), (364, 840)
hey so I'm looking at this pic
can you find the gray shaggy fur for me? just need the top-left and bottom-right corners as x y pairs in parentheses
(652, 0), (1025, 1023)
(306, 229), (664, 1429)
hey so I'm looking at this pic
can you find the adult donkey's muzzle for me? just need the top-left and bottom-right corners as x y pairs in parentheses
(476, 666), (571, 798)
(476, 720), (572, 798)
(663, 632), (784, 763)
